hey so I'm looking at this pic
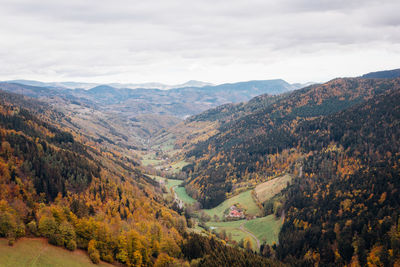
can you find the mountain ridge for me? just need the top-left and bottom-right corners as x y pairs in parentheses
(0, 78), (302, 151)
(4, 79), (214, 90)
(361, 68), (400, 79)
(181, 77), (400, 207)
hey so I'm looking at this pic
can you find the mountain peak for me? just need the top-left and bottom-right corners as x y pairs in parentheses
(178, 80), (213, 88)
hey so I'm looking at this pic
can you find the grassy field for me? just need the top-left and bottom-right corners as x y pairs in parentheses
(205, 220), (257, 249)
(0, 238), (112, 267)
(151, 133), (176, 152)
(149, 175), (182, 190)
(174, 186), (196, 204)
(244, 215), (282, 245)
(203, 190), (261, 220)
(254, 174), (292, 203)
(199, 177), (287, 249)
(149, 175), (196, 204)
(165, 179), (183, 190)
(158, 138), (175, 152)
(169, 160), (190, 173)
(204, 215), (282, 249)
(141, 152), (164, 167)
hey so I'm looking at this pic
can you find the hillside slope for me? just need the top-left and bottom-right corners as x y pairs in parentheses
(0, 89), (187, 265)
(183, 78), (400, 208)
(277, 87), (400, 265)
(173, 74), (400, 265)
(0, 238), (113, 267)
(0, 89), (276, 266)
(0, 78), (300, 152)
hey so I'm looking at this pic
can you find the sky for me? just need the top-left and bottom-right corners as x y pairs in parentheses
(0, 0), (399, 85)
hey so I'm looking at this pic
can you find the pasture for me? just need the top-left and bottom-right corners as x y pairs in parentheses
(244, 215), (282, 245)
(203, 190), (261, 220)
(0, 238), (112, 267)
(254, 174), (292, 203)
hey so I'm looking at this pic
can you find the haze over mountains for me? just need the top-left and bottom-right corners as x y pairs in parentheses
(0, 78), (305, 149)
(5, 79), (214, 90)
(0, 78), (305, 113)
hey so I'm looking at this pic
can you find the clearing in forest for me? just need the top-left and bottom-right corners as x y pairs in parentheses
(254, 174), (292, 203)
(203, 190), (261, 220)
(244, 215), (282, 245)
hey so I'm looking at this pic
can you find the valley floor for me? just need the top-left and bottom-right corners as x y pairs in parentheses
(152, 172), (284, 250)
(142, 141), (286, 252)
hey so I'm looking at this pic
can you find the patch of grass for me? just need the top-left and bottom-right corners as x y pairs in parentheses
(166, 179), (183, 190)
(203, 190), (261, 220)
(151, 133), (175, 150)
(141, 159), (163, 166)
(150, 175), (183, 191)
(0, 238), (112, 267)
(206, 220), (244, 228)
(205, 220), (257, 249)
(244, 215), (282, 245)
(148, 175), (194, 205)
(174, 186), (196, 205)
(159, 139), (175, 152)
(169, 160), (190, 173)
(148, 174), (165, 181)
(254, 174), (292, 203)
(141, 152), (164, 167)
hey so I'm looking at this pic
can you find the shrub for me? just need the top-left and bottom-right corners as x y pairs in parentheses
(8, 237), (15, 246)
(59, 221), (75, 246)
(88, 239), (100, 264)
(102, 254), (113, 263)
(66, 239), (77, 251)
(89, 250), (100, 264)
(27, 221), (37, 236)
(0, 211), (17, 237)
(49, 233), (64, 247)
(16, 222), (25, 237)
(38, 216), (57, 238)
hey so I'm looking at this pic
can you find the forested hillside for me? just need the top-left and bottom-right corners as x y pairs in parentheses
(278, 87), (400, 266)
(183, 78), (400, 208)
(0, 90), (274, 266)
(151, 93), (283, 155)
(2, 72), (400, 266)
(177, 76), (400, 265)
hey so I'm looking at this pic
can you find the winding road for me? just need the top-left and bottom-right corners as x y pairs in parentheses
(239, 223), (260, 250)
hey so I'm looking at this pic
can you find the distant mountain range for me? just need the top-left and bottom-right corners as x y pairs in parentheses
(7, 68), (399, 90)
(5, 79), (214, 90)
(0, 78), (304, 117)
(0, 78), (305, 148)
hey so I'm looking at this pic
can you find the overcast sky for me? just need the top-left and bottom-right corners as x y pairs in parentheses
(0, 0), (399, 85)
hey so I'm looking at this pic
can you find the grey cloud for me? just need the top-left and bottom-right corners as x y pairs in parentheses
(0, 0), (399, 84)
